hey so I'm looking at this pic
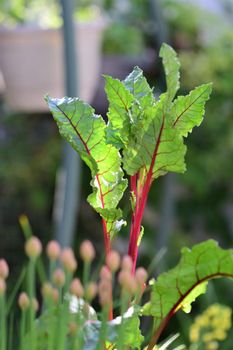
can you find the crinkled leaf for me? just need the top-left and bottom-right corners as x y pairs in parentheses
(123, 93), (187, 178)
(143, 240), (233, 336)
(123, 66), (154, 109)
(45, 96), (127, 238)
(172, 83), (212, 137)
(104, 75), (134, 148)
(104, 67), (155, 150)
(159, 43), (180, 103)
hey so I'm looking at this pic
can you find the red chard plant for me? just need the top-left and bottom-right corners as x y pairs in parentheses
(1, 43), (231, 350)
(44, 43), (233, 348)
(46, 43), (212, 271)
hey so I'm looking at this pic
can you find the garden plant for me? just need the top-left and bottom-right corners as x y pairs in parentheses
(0, 43), (232, 350)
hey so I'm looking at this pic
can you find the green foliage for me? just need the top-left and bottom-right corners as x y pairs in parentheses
(102, 23), (145, 55)
(47, 43), (212, 246)
(0, 0), (100, 27)
(143, 240), (233, 344)
(159, 43), (180, 103)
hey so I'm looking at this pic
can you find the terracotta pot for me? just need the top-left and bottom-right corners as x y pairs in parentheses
(0, 20), (105, 112)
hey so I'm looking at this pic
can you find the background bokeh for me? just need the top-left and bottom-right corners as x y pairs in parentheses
(0, 0), (232, 348)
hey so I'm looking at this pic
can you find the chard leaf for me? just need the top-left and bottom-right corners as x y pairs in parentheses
(104, 75), (134, 148)
(123, 93), (187, 178)
(122, 48), (211, 181)
(143, 240), (233, 342)
(172, 83), (212, 136)
(123, 66), (154, 109)
(159, 43), (180, 103)
(45, 96), (127, 239)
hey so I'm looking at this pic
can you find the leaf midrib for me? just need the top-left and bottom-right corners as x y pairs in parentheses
(56, 104), (106, 210)
(173, 86), (209, 127)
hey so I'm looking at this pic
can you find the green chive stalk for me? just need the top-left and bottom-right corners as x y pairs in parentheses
(27, 258), (37, 350)
(0, 292), (6, 350)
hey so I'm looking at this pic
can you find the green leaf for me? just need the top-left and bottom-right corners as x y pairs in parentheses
(104, 75), (134, 148)
(104, 67), (154, 150)
(123, 93), (187, 178)
(45, 96), (127, 238)
(172, 83), (212, 137)
(159, 43), (180, 103)
(143, 240), (233, 337)
(123, 66), (154, 109)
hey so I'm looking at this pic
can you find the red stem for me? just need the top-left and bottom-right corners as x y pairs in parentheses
(128, 120), (164, 274)
(128, 178), (151, 273)
(102, 219), (111, 257)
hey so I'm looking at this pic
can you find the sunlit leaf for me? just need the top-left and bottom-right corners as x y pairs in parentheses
(143, 240), (233, 340)
(104, 75), (134, 148)
(159, 43), (180, 103)
(45, 96), (127, 239)
(172, 83), (212, 137)
(123, 93), (187, 179)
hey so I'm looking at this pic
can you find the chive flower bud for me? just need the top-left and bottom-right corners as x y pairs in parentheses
(98, 280), (112, 307)
(100, 265), (112, 281)
(41, 282), (54, 299)
(52, 288), (59, 303)
(25, 236), (42, 259)
(118, 270), (137, 295)
(106, 251), (120, 272)
(70, 278), (84, 298)
(135, 267), (148, 285)
(121, 255), (133, 272)
(60, 248), (77, 273)
(86, 282), (98, 301)
(0, 278), (6, 295)
(32, 298), (39, 312)
(52, 268), (65, 287)
(80, 240), (95, 263)
(0, 259), (9, 279)
(46, 240), (61, 261)
(18, 292), (30, 311)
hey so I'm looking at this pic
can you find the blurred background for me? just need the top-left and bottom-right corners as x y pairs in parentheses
(0, 0), (232, 347)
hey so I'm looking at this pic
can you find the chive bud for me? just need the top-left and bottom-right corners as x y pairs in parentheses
(18, 292), (30, 311)
(86, 282), (98, 301)
(52, 268), (65, 287)
(80, 240), (95, 263)
(25, 236), (42, 259)
(60, 248), (77, 273)
(121, 255), (133, 272)
(135, 267), (148, 285)
(41, 282), (54, 299)
(0, 278), (6, 295)
(0, 259), (9, 279)
(106, 251), (120, 272)
(70, 278), (84, 298)
(46, 240), (61, 261)
(118, 270), (137, 295)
